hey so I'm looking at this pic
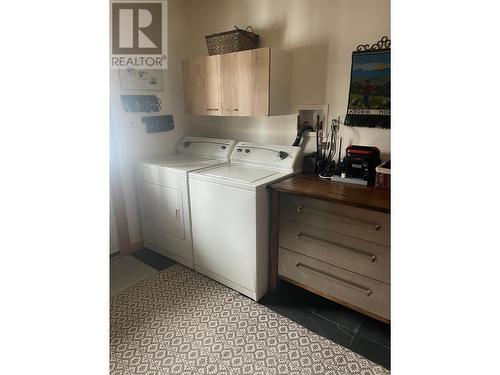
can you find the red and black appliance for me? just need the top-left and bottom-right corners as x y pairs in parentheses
(343, 145), (381, 186)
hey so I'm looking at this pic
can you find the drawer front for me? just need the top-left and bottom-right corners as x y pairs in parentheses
(280, 194), (390, 246)
(278, 248), (390, 320)
(279, 219), (390, 283)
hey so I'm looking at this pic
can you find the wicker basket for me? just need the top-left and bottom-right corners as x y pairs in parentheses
(205, 26), (259, 55)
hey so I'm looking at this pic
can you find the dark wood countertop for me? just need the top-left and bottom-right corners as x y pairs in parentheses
(269, 174), (390, 213)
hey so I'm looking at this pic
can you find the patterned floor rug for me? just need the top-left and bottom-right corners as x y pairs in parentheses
(110, 264), (390, 375)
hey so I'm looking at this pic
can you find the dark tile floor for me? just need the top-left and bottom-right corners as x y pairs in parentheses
(260, 280), (390, 369)
(131, 248), (390, 369)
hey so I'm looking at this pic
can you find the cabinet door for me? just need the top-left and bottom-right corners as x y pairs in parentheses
(220, 47), (270, 116)
(140, 182), (185, 240)
(182, 55), (221, 115)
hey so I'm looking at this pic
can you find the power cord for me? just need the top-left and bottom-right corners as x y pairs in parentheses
(318, 117), (340, 179)
(318, 161), (336, 179)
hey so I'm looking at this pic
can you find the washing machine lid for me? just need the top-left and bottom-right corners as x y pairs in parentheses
(190, 142), (302, 190)
(199, 164), (280, 183)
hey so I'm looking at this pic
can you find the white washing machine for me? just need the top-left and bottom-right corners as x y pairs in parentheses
(137, 136), (236, 268)
(189, 142), (302, 300)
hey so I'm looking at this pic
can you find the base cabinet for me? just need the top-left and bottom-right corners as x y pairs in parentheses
(277, 193), (390, 322)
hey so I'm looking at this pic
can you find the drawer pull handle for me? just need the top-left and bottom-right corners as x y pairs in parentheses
(296, 262), (373, 296)
(225, 108), (239, 111)
(206, 108), (220, 111)
(297, 205), (381, 232)
(296, 232), (377, 262)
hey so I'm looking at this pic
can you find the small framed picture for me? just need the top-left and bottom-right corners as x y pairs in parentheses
(119, 68), (164, 91)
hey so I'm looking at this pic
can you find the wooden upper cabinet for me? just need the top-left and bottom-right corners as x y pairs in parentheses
(182, 55), (221, 116)
(182, 47), (291, 117)
(220, 48), (270, 116)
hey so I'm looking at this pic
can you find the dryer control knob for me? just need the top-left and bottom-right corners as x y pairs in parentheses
(278, 151), (289, 160)
(237, 148), (243, 152)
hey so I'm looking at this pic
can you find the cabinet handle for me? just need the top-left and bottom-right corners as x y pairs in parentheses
(206, 108), (220, 111)
(224, 108), (239, 111)
(296, 232), (377, 262)
(297, 205), (381, 231)
(175, 208), (180, 220)
(296, 262), (373, 296)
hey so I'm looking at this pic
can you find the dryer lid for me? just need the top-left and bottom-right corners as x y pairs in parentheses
(141, 154), (227, 173)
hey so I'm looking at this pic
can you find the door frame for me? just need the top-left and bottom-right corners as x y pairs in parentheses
(110, 113), (133, 255)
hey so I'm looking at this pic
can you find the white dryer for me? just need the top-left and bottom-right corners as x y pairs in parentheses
(189, 142), (302, 300)
(137, 136), (236, 268)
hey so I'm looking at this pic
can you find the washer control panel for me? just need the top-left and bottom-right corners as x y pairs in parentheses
(230, 142), (302, 171)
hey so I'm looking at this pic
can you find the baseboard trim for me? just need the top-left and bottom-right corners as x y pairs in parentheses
(130, 241), (144, 252)
(143, 242), (193, 268)
(120, 240), (144, 255)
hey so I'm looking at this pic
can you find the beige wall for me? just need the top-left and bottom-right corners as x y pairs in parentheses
(111, 0), (190, 244)
(184, 0), (391, 160)
(112, 0), (391, 245)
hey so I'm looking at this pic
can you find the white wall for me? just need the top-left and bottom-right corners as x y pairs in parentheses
(184, 0), (391, 160)
(111, 0), (190, 244)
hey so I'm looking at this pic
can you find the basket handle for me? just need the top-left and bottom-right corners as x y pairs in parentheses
(234, 25), (254, 33)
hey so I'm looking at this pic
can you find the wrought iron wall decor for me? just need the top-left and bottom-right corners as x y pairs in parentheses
(345, 36), (391, 129)
(121, 95), (161, 113)
(142, 115), (175, 133)
(356, 36), (391, 52)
